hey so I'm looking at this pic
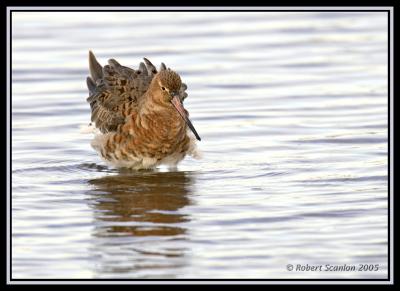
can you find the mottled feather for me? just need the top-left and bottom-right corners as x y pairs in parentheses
(86, 51), (188, 134)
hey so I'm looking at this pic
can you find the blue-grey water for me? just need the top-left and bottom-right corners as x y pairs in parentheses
(11, 11), (388, 279)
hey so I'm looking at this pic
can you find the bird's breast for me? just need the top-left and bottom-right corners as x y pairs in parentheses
(128, 109), (187, 154)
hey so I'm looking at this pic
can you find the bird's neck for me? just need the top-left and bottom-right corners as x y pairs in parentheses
(138, 92), (185, 132)
(139, 91), (168, 114)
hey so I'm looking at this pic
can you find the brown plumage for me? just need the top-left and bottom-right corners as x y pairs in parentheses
(85, 51), (200, 169)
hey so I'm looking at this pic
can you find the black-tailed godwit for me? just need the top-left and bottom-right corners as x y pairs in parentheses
(85, 51), (201, 169)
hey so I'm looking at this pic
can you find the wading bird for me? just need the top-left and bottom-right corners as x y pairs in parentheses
(85, 51), (201, 169)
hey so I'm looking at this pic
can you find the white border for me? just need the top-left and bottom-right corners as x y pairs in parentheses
(389, 6), (394, 285)
(6, 6), (394, 285)
(7, 6), (394, 10)
(6, 6), (11, 286)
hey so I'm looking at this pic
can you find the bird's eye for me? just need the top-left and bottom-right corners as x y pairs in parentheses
(161, 87), (166, 91)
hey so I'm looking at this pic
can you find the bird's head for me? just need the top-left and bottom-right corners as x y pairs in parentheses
(153, 69), (201, 141)
(157, 69), (182, 99)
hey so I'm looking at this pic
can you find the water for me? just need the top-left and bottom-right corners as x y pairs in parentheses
(11, 11), (388, 279)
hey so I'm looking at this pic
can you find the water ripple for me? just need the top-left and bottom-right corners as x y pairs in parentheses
(11, 11), (389, 279)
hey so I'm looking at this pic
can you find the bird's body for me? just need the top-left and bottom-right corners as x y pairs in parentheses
(85, 51), (200, 169)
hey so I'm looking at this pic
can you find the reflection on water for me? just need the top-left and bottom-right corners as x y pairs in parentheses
(86, 171), (195, 278)
(87, 171), (194, 237)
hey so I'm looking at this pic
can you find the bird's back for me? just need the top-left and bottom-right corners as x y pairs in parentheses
(86, 51), (188, 134)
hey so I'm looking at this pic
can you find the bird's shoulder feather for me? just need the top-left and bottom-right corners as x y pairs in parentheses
(86, 51), (187, 134)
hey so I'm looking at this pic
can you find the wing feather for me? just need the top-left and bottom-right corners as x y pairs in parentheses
(86, 52), (152, 133)
(85, 51), (189, 133)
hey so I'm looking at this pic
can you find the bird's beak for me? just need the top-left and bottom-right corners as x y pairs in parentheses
(171, 94), (201, 141)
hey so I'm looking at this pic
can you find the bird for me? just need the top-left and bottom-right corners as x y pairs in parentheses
(85, 51), (201, 170)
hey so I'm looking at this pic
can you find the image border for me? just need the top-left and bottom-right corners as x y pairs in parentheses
(5, 6), (394, 285)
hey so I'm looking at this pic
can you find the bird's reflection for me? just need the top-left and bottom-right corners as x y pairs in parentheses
(87, 170), (194, 237)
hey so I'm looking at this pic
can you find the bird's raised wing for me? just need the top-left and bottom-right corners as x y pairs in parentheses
(86, 51), (188, 133)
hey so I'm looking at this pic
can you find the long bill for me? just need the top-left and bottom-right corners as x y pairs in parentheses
(171, 95), (201, 141)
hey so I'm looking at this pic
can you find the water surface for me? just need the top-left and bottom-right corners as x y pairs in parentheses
(11, 11), (388, 279)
